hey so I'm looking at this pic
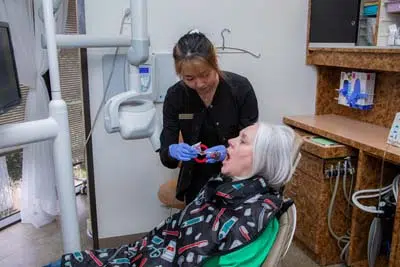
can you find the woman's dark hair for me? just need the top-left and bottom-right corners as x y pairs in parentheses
(172, 30), (221, 76)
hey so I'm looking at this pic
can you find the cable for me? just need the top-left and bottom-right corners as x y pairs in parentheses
(393, 174), (400, 203)
(327, 161), (351, 261)
(81, 10), (131, 242)
(123, 56), (129, 93)
(352, 180), (396, 214)
(377, 147), (389, 211)
(343, 160), (354, 206)
(329, 164), (334, 193)
(352, 188), (392, 214)
(351, 179), (398, 214)
(328, 162), (343, 241)
(340, 242), (350, 262)
(342, 158), (355, 208)
(342, 159), (355, 245)
(348, 172), (355, 205)
(345, 159), (355, 205)
(327, 157), (361, 263)
(84, 9), (131, 147)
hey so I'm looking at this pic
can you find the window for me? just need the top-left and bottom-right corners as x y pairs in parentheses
(0, 0), (87, 227)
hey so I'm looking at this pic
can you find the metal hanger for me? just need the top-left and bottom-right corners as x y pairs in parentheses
(215, 28), (261, 59)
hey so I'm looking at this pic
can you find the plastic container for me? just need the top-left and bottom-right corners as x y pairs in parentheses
(338, 71), (376, 110)
(357, 17), (377, 45)
(350, 72), (376, 110)
(364, 5), (378, 16)
(387, 1), (400, 13)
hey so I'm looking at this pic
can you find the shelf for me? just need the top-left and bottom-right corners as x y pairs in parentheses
(307, 48), (400, 72)
(283, 114), (400, 165)
(308, 46), (400, 53)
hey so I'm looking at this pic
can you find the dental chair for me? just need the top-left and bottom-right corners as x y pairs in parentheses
(157, 132), (304, 266)
(262, 132), (303, 267)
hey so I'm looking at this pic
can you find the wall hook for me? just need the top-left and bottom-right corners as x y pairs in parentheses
(221, 28), (231, 49)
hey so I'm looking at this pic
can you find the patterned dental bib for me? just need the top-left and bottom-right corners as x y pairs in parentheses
(61, 175), (283, 267)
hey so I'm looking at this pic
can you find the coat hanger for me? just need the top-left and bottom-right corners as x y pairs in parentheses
(215, 28), (261, 59)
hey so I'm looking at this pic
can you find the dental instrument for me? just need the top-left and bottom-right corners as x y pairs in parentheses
(192, 142), (223, 163)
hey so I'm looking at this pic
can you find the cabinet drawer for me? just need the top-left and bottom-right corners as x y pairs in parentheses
(302, 136), (355, 159)
(297, 151), (325, 180)
(297, 151), (347, 181)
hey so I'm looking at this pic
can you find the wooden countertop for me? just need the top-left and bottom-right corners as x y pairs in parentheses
(283, 114), (400, 164)
(308, 46), (400, 54)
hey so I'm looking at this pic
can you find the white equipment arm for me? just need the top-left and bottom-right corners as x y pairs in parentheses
(0, 0), (158, 254)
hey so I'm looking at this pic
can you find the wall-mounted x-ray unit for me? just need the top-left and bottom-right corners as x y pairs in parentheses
(102, 52), (179, 104)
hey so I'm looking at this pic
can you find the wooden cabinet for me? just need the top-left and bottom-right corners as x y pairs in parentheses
(286, 170), (325, 255)
(309, 0), (360, 45)
(285, 137), (356, 265)
(295, 1), (400, 265)
(305, 0), (400, 72)
(284, 116), (400, 266)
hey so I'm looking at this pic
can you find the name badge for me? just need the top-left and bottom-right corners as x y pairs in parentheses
(179, 113), (194, 120)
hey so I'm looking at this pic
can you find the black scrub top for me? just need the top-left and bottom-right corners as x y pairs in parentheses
(159, 71), (259, 203)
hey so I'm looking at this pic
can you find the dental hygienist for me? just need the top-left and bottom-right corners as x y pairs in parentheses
(158, 30), (259, 204)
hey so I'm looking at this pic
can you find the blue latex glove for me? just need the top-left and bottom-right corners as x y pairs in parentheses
(204, 145), (227, 163)
(169, 143), (198, 161)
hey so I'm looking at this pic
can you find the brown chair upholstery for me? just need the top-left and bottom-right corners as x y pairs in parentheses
(157, 177), (185, 210)
(262, 132), (303, 266)
(157, 131), (186, 209)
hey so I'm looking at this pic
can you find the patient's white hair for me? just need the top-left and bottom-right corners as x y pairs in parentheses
(250, 122), (295, 189)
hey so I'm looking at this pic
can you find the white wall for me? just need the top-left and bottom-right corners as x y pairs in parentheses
(85, 0), (317, 239)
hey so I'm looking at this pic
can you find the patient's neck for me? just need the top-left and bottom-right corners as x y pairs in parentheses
(232, 174), (253, 181)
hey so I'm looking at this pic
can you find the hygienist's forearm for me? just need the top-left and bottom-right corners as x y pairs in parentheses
(159, 147), (179, 169)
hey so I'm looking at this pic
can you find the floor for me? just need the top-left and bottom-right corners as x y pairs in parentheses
(0, 194), (344, 267)
(282, 246), (344, 267)
(0, 195), (92, 267)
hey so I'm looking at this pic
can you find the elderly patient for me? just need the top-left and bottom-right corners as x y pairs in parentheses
(49, 122), (295, 267)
